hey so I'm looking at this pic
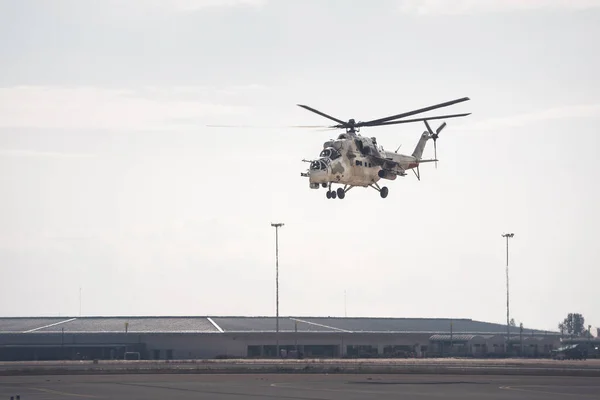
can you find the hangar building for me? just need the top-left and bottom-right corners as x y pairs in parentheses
(0, 316), (560, 361)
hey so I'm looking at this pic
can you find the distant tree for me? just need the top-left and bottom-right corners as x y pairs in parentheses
(509, 318), (516, 327)
(558, 322), (566, 336)
(558, 313), (586, 337)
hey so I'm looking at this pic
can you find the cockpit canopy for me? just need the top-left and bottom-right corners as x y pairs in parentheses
(319, 147), (341, 160)
(310, 159), (328, 171)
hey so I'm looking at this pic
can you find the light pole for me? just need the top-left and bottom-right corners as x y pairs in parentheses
(271, 222), (284, 358)
(502, 232), (514, 352)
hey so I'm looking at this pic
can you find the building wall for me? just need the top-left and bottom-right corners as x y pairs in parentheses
(0, 331), (434, 360)
(141, 332), (434, 359)
(232, 332), (431, 358)
(143, 333), (246, 359)
(0, 331), (563, 360)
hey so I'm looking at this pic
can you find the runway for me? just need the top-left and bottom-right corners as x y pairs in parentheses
(1, 374), (599, 399)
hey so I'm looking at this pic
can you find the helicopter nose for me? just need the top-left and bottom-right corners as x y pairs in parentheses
(308, 164), (329, 180)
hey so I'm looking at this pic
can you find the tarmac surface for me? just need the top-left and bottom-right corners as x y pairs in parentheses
(1, 374), (600, 399)
(3, 358), (600, 377)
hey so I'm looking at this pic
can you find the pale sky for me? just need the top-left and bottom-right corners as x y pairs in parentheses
(1, 0), (599, 333)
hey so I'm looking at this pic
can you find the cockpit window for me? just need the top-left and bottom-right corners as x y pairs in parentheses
(320, 147), (340, 160)
(310, 160), (327, 170)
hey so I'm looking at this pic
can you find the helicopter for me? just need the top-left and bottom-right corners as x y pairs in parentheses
(298, 97), (471, 199)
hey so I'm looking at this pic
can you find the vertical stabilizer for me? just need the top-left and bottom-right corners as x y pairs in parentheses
(411, 131), (430, 160)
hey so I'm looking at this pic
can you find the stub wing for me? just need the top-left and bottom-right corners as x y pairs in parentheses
(369, 155), (399, 170)
(371, 156), (437, 166)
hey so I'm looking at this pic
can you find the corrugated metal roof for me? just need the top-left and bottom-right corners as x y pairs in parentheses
(211, 317), (340, 332)
(0, 316), (559, 335)
(298, 317), (536, 334)
(45, 317), (220, 333)
(0, 318), (70, 333)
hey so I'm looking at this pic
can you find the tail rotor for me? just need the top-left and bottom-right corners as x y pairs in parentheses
(424, 120), (446, 169)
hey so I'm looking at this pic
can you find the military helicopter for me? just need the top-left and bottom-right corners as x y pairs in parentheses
(298, 97), (471, 199)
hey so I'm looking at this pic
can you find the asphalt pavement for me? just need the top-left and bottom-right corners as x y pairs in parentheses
(2, 358), (600, 377)
(1, 373), (599, 399)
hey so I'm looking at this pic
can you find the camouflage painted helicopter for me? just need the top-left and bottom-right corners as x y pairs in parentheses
(298, 97), (471, 199)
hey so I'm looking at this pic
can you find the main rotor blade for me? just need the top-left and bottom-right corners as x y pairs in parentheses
(297, 104), (349, 127)
(358, 97), (470, 127)
(365, 113), (471, 127)
(206, 124), (329, 129)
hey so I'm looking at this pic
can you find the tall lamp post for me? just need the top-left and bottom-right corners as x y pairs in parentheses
(502, 232), (514, 351)
(271, 222), (284, 358)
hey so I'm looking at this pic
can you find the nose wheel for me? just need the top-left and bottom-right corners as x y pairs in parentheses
(326, 185), (350, 199)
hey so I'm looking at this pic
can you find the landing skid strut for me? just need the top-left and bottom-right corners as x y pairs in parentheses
(412, 165), (421, 181)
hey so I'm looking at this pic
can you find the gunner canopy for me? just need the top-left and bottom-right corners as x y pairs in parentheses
(309, 159), (328, 171)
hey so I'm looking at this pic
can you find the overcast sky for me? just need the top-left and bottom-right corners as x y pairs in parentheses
(1, 0), (599, 333)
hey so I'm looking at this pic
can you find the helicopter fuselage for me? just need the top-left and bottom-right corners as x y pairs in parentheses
(305, 134), (420, 188)
(308, 155), (380, 187)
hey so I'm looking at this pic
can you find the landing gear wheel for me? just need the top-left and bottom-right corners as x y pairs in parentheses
(331, 190), (337, 199)
(326, 191), (331, 199)
(336, 188), (345, 199)
(380, 186), (389, 198)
